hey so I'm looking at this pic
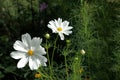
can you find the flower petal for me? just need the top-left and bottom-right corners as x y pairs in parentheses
(34, 46), (46, 55)
(58, 18), (62, 26)
(48, 21), (57, 33)
(59, 33), (64, 40)
(17, 57), (28, 68)
(37, 55), (47, 66)
(22, 33), (31, 48)
(31, 37), (42, 50)
(10, 51), (26, 59)
(55, 19), (59, 27)
(13, 40), (28, 52)
(64, 26), (73, 31)
(63, 31), (72, 35)
(62, 21), (69, 28)
(29, 56), (39, 70)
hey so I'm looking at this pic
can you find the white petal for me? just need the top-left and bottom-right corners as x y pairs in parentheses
(64, 26), (73, 31)
(29, 56), (39, 70)
(31, 37), (42, 50)
(10, 51), (26, 59)
(58, 18), (62, 26)
(43, 63), (47, 66)
(48, 27), (57, 33)
(49, 21), (57, 28)
(37, 55), (47, 66)
(59, 33), (65, 40)
(62, 21), (69, 27)
(63, 31), (72, 35)
(22, 33), (31, 48)
(55, 19), (59, 27)
(17, 57), (28, 68)
(48, 21), (57, 33)
(34, 46), (46, 55)
(13, 40), (28, 52)
(48, 25), (56, 33)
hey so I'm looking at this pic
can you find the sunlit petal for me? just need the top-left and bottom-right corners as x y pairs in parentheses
(13, 40), (28, 52)
(10, 51), (26, 59)
(22, 33), (31, 48)
(59, 33), (64, 40)
(17, 57), (28, 68)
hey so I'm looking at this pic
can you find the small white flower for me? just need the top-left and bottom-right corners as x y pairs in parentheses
(10, 33), (47, 70)
(47, 18), (73, 40)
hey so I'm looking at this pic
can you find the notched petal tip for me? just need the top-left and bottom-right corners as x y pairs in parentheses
(22, 33), (31, 40)
(58, 18), (62, 21)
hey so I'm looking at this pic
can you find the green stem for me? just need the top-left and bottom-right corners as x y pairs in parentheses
(65, 55), (69, 80)
(73, 64), (76, 80)
(46, 39), (53, 80)
(41, 74), (48, 78)
(51, 35), (58, 67)
(64, 44), (69, 80)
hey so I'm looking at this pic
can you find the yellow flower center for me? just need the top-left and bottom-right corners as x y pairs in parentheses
(28, 50), (34, 56)
(57, 27), (62, 31)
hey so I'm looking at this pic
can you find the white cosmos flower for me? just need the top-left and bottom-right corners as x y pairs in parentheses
(10, 33), (47, 70)
(47, 18), (73, 40)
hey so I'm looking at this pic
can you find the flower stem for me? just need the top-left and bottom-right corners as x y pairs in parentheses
(51, 35), (58, 67)
(46, 39), (53, 80)
(73, 64), (76, 80)
(64, 45), (69, 80)
(65, 55), (69, 80)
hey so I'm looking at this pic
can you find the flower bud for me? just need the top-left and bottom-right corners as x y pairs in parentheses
(45, 33), (50, 39)
(66, 39), (71, 44)
(79, 68), (84, 73)
(80, 49), (85, 55)
(2, 7), (5, 12)
(75, 57), (78, 61)
(35, 72), (41, 78)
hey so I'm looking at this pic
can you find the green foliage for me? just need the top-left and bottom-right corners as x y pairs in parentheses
(71, 0), (120, 80)
(0, 0), (120, 80)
